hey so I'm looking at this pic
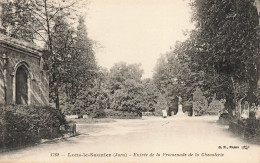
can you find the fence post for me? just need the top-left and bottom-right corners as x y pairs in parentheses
(60, 125), (63, 138)
(242, 126), (245, 138)
(70, 125), (72, 137)
(50, 127), (53, 139)
(72, 124), (74, 136)
(2, 116), (6, 151)
(70, 125), (72, 136)
(19, 132), (22, 147)
(73, 124), (76, 136)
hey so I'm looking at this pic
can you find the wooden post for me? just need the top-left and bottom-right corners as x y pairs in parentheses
(242, 126), (245, 139)
(19, 132), (22, 147)
(70, 125), (72, 136)
(74, 124), (76, 136)
(50, 127), (53, 139)
(2, 112), (6, 151)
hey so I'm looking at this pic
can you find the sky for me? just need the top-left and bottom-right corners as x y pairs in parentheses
(85, 0), (194, 78)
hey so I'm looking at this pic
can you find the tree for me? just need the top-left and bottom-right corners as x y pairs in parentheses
(189, 0), (260, 116)
(2, 1), (36, 42)
(153, 55), (171, 94)
(153, 42), (204, 114)
(2, 0), (79, 110)
(107, 62), (143, 93)
(192, 88), (208, 116)
(153, 54), (179, 114)
(60, 16), (98, 102)
(154, 93), (168, 115)
(142, 79), (160, 112)
(2, 1), (99, 111)
(49, 12), (74, 108)
(107, 62), (147, 116)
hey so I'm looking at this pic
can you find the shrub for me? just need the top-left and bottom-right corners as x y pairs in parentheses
(0, 105), (66, 150)
(104, 109), (140, 119)
(208, 99), (224, 112)
(71, 87), (109, 118)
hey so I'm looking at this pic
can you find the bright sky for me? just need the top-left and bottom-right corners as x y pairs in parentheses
(85, 0), (194, 78)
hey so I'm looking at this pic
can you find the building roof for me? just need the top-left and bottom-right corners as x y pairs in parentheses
(0, 33), (43, 57)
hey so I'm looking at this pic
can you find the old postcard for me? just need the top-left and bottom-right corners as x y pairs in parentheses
(0, 0), (260, 163)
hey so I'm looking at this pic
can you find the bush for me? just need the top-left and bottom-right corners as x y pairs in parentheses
(208, 99), (224, 113)
(70, 87), (109, 118)
(229, 118), (260, 144)
(104, 109), (140, 119)
(0, 105), (66, 151)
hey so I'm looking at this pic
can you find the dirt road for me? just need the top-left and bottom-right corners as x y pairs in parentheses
(0, 116), (259, 163)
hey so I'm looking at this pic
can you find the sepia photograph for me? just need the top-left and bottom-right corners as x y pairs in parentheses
(0, 0), (260, 163)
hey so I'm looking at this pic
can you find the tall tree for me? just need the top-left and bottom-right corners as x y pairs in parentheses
(59, 16), (98, 102)
(142, 78), (160, 112)
(107, 62), (147, 116)
(2, 0), (89, 110)
(190, 0), (260, 115)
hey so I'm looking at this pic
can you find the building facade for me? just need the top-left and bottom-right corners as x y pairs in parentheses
(0, 33), (49, 106)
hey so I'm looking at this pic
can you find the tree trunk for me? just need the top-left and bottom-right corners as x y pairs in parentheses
(247, 78), (258, 106)
(55, 86), (60, 110)
(225, 93), (235, 119)
(44, 0), (60, 110)
(247, 78), (258, 119)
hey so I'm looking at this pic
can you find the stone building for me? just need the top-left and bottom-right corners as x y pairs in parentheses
(0, 33), (49, 106)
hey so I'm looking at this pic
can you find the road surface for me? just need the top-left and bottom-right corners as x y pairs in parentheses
(0, 116), (259, 163)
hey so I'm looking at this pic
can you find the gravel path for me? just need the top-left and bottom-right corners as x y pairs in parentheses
(0, 116), (259, 163)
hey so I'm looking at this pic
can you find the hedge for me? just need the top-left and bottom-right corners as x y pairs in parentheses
(228, 118), (260, 144)
(0, 105), (66, 151)
(104, 109), (141, 119)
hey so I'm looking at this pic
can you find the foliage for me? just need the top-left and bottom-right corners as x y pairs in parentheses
(153, 0), (260, 118)
(0, 105), (66, 150)
(60, 66), (108, 118)
(190, 0), (260, 115)
(153, 43), (202, 113)
(73, 86), (107, 118)
(107, 63), (146, 116)
(107, 62), (143, 92)
(110, 77), (146, 113)
(53, 15), (98, 103)
(192, 88), (208, 116)
(154, 93), (168, 115)
(182, 100), (193, 115)
(2, 0), (98, 111)
(142, 79), (160, 112)
(208, 98), (225, 113)
(104, 109), (141, 119)
(49, 15), (98, 110)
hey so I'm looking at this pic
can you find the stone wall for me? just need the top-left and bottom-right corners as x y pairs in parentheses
(0, 34), (49, 106)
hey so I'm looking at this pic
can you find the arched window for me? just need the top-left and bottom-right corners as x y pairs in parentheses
(15, 65), (28, 105)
